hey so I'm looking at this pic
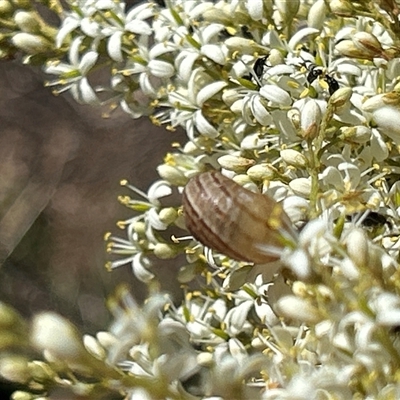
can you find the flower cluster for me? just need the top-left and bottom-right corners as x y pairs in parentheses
(3, 0), (400, 399)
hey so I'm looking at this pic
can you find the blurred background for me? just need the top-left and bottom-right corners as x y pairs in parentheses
(0, 2), (187, 396)
(0, 59), (185, 332)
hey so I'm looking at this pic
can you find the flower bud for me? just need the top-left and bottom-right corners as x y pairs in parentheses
(335, 39), (381, 61)
(339, 126), (371, 143)
(0, 0), (12, 15)
(0, 302), (25, 329)
(158, 207), (178, 225)
(289, 177), (311, 197)
(308, 0), (327, 29)
(218, 154), (255, 172)
(222, 88), (241, 106)
(275, 295), (321, 324)
(353, 31), (385, 59)
(133, 221), (146, 235)
(197, 351), (214, 367)
(329, 87), (352, 111)
(31, 312), (87, 362)
(153, 243), (177, 259)
(268, 48), (284, 66)
(329, 0), (354, 16)
(11, 391), (33, 400)
(225, 37), (265, 54)
(345, 228), (369, 269)
(14, 11), (42, 34)
(157, 165), (188, 186)
(247, 163), (276, 181)
(11, 32), (51, 54)
(280, 149), (308, 168)
(232, 174), (258, 191)
(0, 356), (30, 383)
(28, 361), (56, 383)
(300, 99), (321, 140)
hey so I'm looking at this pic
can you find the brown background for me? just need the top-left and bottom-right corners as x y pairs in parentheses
(0, 60), (185, 333)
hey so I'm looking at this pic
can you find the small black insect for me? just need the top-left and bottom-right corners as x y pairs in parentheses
(306, 64), (323, 84)
(325, 74), (340, 95)
(242, 55), (270, 86)
(304, 62), (340, 96)
(253, 55), (269, 80)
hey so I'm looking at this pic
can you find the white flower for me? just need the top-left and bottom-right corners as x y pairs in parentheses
(45, 37), (100, 104)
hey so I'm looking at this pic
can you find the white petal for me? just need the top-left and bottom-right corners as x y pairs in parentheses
(69, 36), (84, 66)
(78, 51), (98, 75)
(139, 72), (157, 96)
(148, 59), (175, 78)
(194, 110), (219, 137)
(149, 42), (176, 58)
(71, 77), (99, 105)
(275, 295), (320, 323)
(371, 105), (400, 144)
(250, 96), (272, 126)
(246, 0), (264, 20)
(176, 51), (199, 82)
(148, 180), (173, 204)
(259, 84), (292, 106)
(147, 208), (168, 230)
(288, 27), (320, 50)
(80, 17), (101, 38)
(132, 253), (155, 282)
(201, 44), (226, 65)
(125, 19), (152, 35)
(107, 31), (123, 62)
(56, 16), (80, 48)
(196, 80), (227, 107)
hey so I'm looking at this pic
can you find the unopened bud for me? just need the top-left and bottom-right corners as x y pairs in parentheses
(28, 361), (56, 383)
(153, 243), (177, 259)
(247, 163), (276, 181)
(308, 0), (327, 29)
(225, 37), (265, 54)
(268, 48), (284, 66)
(340, 126), (371, 143)
(14, 11), (42, 34)
(289, 177), (311, 197)
(222, 88), (241, 106)
(335, 38), (385, 61)
(353, 31), (385, 59)
(345, 228), (369, 269)
(275, 295), (321, 324)
(158, 207), (178, 225)
(300, 99), (321, 140)
(280, 149), (308, 168)
(329, 87), (352, 111)
(0, 0), (12, 15)
(329, 0), (354, 16)
(31, 312), (86, 362)
(0, 356), (30, 383)
(11, 391), (33, 400)
(11, 32), (51, 54)
(157, 165), (188, 186)
(218, 154), (255, 172)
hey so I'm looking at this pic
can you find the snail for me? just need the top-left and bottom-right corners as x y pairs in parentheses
(182, 170), (294, 264)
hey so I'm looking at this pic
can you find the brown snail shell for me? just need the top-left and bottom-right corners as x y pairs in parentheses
(182, 170), (293, 264)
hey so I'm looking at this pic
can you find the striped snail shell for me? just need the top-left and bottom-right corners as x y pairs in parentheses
(182, 170), (293, 264)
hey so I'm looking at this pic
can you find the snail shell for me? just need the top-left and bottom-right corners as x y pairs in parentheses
(182, 170), (293, 264)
